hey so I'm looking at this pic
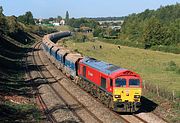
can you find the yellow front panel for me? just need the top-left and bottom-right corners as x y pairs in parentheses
(113, 88), (141, 102)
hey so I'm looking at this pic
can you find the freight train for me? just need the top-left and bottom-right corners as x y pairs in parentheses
(42, 31), (142, 112)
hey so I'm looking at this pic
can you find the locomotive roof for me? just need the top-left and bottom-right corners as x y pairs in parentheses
(81, 57), (126, 75)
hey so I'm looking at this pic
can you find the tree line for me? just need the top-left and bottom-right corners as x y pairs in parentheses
(0, 6), (57, 44)
(0, 7), (35, 35)
(87, 16), (126, 21)
(119, 3), (180, 49)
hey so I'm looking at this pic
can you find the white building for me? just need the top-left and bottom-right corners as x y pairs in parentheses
(60, 20), (65, 25)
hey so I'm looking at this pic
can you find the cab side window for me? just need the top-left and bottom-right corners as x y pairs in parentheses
(101, 77), (106, 89)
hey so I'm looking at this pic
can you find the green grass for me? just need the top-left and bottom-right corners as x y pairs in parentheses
(0, 101), (41, 122)
(55, 25), (72, 31)
(61, 40), (180, 95)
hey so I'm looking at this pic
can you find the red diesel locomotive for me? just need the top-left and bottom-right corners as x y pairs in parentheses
(77, 57), (142, 112)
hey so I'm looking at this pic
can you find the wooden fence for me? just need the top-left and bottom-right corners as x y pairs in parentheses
(143, 81), (178, 102)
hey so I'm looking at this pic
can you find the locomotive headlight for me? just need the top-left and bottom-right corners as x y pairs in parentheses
(134, 95), (140, 98)
(115, 95), (121, 98)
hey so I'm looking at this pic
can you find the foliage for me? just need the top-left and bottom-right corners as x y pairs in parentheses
(0, 99), (41, 122)
(150, 45), (180, 54)
(0, 6), (55, 38)
(143, 17), (167, 48)
(17, 11), (35, 25)
(119, 3), (180, 51)
(167, 61), (177, 71)
(6, 16), (24, 34)
(65, 11), (69, 23)
(166, 61), (180, 74)
(87, 16), (126, 21)
(72, 32), (93, 42)
(0, 6), (3, 14)
(93, 27), (105, 37)
(0, 7), (7, 34)
(68, 18), (99, 28)
(25, 25), (57, 36)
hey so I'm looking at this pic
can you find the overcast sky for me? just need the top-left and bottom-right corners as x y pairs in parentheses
(0, 0), (179, 18)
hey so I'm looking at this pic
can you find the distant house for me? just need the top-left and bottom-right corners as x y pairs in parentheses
(60, 19), (65, 25)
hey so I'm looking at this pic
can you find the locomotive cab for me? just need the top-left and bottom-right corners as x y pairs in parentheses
(78, 57), (142, 112)
(111, 73), (142, 112)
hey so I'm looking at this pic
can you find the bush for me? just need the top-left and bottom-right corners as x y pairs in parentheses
(176, 68), (180, 74)
(151, 45), (180, 54)
(166, 61), (180, 74)
(166, 61), (177, 71)
(72, 32), (94, 42)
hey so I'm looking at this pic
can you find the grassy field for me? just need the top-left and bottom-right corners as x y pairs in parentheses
(60, 40), (180, 95)
(55, 25), (72, 31)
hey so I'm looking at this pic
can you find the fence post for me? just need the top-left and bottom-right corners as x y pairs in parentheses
(144, 81), (146, 89)
(172, 90), (175, 102)
(156, 85), (159, 97)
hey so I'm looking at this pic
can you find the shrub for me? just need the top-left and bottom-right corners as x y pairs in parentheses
(176, 68), (180, 74)
(151, 45), (180, 54)
(166, 61), (180, 74)
(166, 61), (177, 71)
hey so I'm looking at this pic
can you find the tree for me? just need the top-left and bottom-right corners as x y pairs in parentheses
(6, 16), (23, 34)
(0, 6), (7, 34)
(143, 17), (166, 48)
(17, 11), (35, 25)
(25, 11), (35, 25)
(65, 11), (69, 23)
(119, 3), (180, 48)
(166, 19), (180, 45)
(0, 6), (3, 15)
(93, 27), (104, 37)
(57, 16), (62, 20)
(57, 16), (62, 22)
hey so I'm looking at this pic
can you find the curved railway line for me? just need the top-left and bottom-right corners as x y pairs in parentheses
(25, 34), (168, 122)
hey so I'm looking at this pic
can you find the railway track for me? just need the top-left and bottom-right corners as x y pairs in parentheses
(25, 42), (58, 123)
(33, 42), (104, 123)
(37, 42), (149, 123)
